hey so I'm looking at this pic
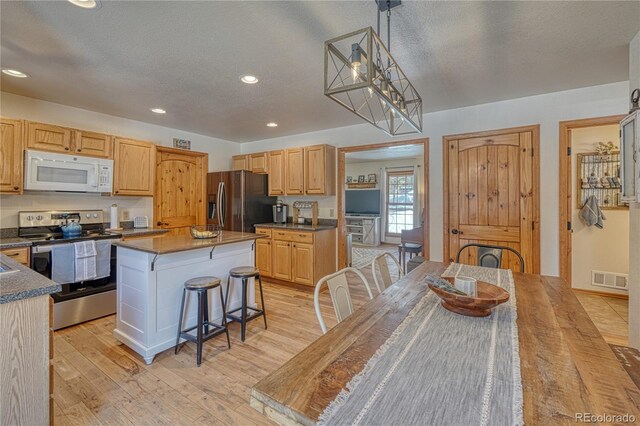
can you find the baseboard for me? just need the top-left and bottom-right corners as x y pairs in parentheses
(572, 288), (629, 300)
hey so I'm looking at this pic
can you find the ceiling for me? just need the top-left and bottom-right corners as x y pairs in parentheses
(1, 1), (638, 143)
(346, 143), (423, 163)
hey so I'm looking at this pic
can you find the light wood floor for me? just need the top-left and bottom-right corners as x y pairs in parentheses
(52, 275), (373, 426)
(575, 292), (629, 346)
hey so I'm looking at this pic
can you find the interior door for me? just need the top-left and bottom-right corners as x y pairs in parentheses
(155, 148), (207, 236)
(445, 128), (539, 273)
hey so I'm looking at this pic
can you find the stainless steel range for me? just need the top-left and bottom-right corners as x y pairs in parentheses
(19, 210), (122, 330)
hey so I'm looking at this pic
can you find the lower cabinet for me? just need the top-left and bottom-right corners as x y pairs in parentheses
(255, 227), (336, 287)
(272, 240), (292, 281)
(291, 243), (314, 285)
(255, 238), (272, 277)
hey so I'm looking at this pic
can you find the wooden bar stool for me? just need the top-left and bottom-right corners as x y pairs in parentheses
(224, 266), (267, 342)
(175, 276), (231, 367)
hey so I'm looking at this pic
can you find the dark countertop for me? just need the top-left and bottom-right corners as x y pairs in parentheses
(113, 231), (266, 255)
(0, 254), (61, 304)
(111, 228), (170, 238)
(254, 223), (337, 232)
(0, 237), (33, 250)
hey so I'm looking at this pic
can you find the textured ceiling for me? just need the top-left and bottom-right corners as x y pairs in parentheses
(1, 1), (638, 143)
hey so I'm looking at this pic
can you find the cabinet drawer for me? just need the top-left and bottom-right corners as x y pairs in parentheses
(351, 234), (363, 243)
(0, 247), (30, 266)
(255, 228), (272, 238)
(272, 230), (313, 243)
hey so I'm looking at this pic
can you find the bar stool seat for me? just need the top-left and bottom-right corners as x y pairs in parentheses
(175, 276), (230, 367)
(229, 266), (259, 277)
(225, 266), (267, 342)
(185, 276), (221, 290)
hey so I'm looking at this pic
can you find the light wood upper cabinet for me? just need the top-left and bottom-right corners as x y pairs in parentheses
(113, 138), (155, 196)
(291, 242), (314, 285)
(26, 121), (72, 153)
(285, 148), (305, 195)
(250, 152), (269, 174)
(0, 118), (23, 194)
(73, 130), (112, 158)
(268, 150), (285, 195)
(256, 238), (272, 277)
(232, 154), (249, 171)
(304, 144), (336, 195)
(272, 240), (292, 281)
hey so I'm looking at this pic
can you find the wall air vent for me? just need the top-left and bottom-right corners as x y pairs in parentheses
(591, 270), (628, 290)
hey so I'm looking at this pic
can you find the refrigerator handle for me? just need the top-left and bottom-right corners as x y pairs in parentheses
(217, 182), (225, 228)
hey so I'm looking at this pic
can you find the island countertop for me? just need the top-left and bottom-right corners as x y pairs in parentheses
(113, 231), (266, 255)
(0, 254), (61, 304)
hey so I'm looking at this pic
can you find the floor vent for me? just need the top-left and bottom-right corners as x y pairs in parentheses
(591, 270), (628, 290)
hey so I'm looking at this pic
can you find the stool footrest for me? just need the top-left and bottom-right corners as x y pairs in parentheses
(179, 322), (228, 344)
(226, 307), (264, 324)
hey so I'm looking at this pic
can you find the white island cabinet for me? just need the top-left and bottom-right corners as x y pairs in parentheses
(113, 232), (265, 364)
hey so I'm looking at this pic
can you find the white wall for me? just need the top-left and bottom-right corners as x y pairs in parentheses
(242, 81), (630, 275)
(628, 31), (640, 349)
(571, 125), (628, 295)
(0, 92), (240, 227)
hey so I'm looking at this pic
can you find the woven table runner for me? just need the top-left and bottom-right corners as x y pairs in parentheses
(319, 263), (523, 426)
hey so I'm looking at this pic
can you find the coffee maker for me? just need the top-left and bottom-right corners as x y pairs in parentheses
(272, 201), (288, 224)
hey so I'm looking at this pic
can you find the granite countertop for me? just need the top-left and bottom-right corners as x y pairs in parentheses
(113, 231), (266, 255)
(111, 228), (170, 238)
(0, 237), (32, 250)
(0, 254), (61, 304)
(254, 223), (337, 232)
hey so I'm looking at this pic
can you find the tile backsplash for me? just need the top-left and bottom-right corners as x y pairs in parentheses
(0, 193), (153, 229)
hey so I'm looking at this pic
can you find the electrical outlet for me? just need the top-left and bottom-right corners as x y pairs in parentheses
(121, 210), (130, 221)
(329, 208), (335, 217)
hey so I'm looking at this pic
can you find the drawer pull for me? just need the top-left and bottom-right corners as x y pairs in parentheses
(5, 252), (20, 257)
(298, 234), (306, 237)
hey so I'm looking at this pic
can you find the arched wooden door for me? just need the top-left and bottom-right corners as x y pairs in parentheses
(444, 126), (540, 273)
(154, 147), (207, 237)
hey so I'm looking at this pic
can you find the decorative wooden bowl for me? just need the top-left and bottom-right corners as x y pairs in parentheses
(428, 278), (510, 317)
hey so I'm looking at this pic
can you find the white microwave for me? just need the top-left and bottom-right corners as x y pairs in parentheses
(24, 150), (114, 193)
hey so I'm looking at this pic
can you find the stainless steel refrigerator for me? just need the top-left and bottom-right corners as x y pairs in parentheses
(206, 170), (277, 232)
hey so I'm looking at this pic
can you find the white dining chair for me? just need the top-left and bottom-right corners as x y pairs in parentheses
(371, 253), (403, 293)
(313, 267), (374, 334)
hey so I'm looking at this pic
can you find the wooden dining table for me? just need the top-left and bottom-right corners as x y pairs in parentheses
(250, 261), (640, 425)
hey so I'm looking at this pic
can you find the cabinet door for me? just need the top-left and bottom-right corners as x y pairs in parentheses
(113, 138), (155, 196)
(74, 130), (113, 158)
(292, 242), (314, 286)
(272, 240), (292, 281)
(304, 145), (326, 194)
(232, 155), (249, 170)
(285, 148), (304, 195)
(26, 121), (72, 153)
(0, 118), (23, 194)
(250, 152), (268, 174)
(256, 239), (272, 277)
(268, 150), (285, 195)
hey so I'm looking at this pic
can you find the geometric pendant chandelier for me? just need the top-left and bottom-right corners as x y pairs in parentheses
(324, 0), (422, 136)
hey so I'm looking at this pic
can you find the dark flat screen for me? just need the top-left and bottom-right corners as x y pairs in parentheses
(345, 190), (381, 215)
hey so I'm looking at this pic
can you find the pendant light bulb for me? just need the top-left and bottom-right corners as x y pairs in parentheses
(380, 78), (389, 95)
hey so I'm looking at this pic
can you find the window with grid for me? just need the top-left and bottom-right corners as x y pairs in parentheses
(386, 170), (415, 236)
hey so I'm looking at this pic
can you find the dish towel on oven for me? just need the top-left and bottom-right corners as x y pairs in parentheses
(95, 240), (112, 280)
(74, 240), (97, 281)
(51, 244), (75, 284)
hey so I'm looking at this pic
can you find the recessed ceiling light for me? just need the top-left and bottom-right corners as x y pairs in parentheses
(266, 122), (278, 128)
(67, 0), (101, 9)
(240, 75), (259, 84)
(1, 69), (29, 78)
(150, 108), (166, 114)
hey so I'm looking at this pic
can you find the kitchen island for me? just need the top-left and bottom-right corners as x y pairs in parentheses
(113, 231), (266, 364)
